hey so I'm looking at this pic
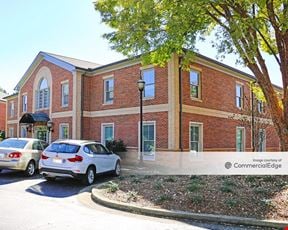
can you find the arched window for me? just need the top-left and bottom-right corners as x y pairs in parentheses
(36, 78), (50, 109)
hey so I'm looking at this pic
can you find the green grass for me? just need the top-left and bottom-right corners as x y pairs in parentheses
(225, 198), (239, 208)
(189, 194), (204, 204)
(155, 194), (172, 205)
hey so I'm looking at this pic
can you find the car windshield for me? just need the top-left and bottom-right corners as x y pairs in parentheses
(46, 143), (80, 153)
(0, 139), (28, 149)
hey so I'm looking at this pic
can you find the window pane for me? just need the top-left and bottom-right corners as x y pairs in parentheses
(143, 69), (155, 98)
(144, 85), (154, 98)
(190, 142), (199, 151)
(236, 128), (244, 151)
(39, 79), (48, 90)
(190, 126), (199, 141)
(190, 85), (198, 98)
(236, 85), (242, 97)
(143, 69), (154, 84)
(104, 126), (113, 140)
(142, 123), (155, 152)
(190, 71), (199, 85)
(104, 79), (114, 102)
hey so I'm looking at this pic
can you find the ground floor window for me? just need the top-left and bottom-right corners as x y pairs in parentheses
(142, 121), (156, 153)
(21, 126), (27, 138)
(258, 129), (266, 152)
(101, 123), (114, 146)
(236, 127), (245, 152)
(8, 127), (14, 138)
(59, 123), (69, 139)
(190, 122), (203, 152)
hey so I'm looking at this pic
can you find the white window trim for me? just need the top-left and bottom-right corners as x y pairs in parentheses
(22, 93), (28, 113)
(236, 126), (245, 152)
(101, 123), (115, 145)
(189, 122), (203, 152)
(190, 69), (202, 100)
(138, 121), (156, 153)
(259, 129), (266, 152)
(103, 77), (114, 105)
(61, 81), (69, 107)
(9, 127), (14, 138)
(20, 126), (27, 138)
(142, 68), (155, 100)
(236, 83), (244, 109)
(10, 102), (15, 118)
(59, 123), (69, 139)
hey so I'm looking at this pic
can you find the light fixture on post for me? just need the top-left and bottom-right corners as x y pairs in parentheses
(47, 120), (54, 132)
(26, 124), (33, 133)
(47, 120), (54, 144)
(137, 79), (145, 164)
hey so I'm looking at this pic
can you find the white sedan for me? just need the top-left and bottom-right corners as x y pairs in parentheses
(39, 139), (121, 185)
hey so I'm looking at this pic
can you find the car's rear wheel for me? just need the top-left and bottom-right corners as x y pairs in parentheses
(113, 161), (121, 176)
(82, 166), (95, 185)
(0, 169), (2, 173)
(25, 160), (35, 177)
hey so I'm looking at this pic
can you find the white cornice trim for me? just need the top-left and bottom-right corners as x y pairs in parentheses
(7, 120), (18, 125)
(51, 111), (73, 119)
(83, 104), (168, 118)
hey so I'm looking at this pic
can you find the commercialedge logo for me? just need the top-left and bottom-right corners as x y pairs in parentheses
(225, 161), (282, 170)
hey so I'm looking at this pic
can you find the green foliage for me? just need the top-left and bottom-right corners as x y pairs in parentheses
(153, 180), (164, 190)
(225, 199), (239, 208)
(220, 180), (237, 193)
(106, 139), (127, 153)
(188, 194), (204, 204)
(105, 181), (119, 193)
(155, 194), (172, 204)
(127, 190), (138, 202)
(0, 131), (5, 140)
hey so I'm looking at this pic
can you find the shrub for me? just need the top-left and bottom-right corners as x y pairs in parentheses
(105, 181), (119, 193)
(127, 190), (138, 202)
(106, 139), (127, 153)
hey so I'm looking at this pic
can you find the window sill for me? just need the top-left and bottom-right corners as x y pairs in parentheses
(190, 97), (202, 102)
(61, 104), (69, 108)
(103, 102), (113, 106)
(143, 97), (154, 101)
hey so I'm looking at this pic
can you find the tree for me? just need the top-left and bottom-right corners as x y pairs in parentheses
(95, 0), (288, 150)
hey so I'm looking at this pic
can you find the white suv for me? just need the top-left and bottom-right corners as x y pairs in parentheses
(39, 139), (121, 185)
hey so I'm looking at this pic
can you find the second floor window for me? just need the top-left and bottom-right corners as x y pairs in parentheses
(257, 100), (264, 113)
(104, 78), (114, 104)
(236, 84), (243, 109)
(10, 102), (14, 117)
(36, 78), (50, 109)
(22, 94), (27, 112)
(61, 82), (69, 107)
(142, 68), (155, 99)
(190, 70), (201, 99)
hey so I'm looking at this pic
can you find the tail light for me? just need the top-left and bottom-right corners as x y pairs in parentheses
(41, 154), (49, 160)
(8, 152), (22, 158)
(68, 155), (83, 162)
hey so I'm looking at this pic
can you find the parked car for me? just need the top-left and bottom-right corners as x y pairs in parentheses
(0, 138), (48, 176)
(39, 139), (121, 185)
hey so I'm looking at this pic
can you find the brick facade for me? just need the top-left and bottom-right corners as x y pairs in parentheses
(5, 51), (280, 153)
(0, 100), (6, 132)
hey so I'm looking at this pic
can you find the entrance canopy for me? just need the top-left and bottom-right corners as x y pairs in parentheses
(19, 112), (50, 124)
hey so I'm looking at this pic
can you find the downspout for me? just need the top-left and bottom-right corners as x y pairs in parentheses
(251, 87), (255, 152)
(80, 72), (86, 140)
(179, 57), (183, 152)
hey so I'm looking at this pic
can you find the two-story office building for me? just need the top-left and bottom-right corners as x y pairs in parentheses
(5, 51), (280, 152)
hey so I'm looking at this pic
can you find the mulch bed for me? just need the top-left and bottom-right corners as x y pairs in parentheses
(100, 175), (288, 221)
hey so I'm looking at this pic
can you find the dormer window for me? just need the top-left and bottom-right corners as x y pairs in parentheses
(36, 78), (50, 109)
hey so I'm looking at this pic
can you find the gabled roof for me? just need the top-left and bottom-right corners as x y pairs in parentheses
(45, 52), (101, 69)
(0, 91), (8, 99)
(15, 51), (101, 91)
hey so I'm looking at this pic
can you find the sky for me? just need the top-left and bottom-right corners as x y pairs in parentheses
(0, 0), (283, 94)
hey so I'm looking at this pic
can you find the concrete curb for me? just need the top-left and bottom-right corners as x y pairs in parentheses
(91, 184), (288, 229)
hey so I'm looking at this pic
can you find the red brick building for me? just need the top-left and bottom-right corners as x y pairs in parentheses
(5, 51), (280, 152)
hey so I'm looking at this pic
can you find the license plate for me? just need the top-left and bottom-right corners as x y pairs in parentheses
(0, 153), (4, 158)
(53, 158), (63, 164)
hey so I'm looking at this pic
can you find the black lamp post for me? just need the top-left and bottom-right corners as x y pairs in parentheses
(137, 79), (145, 163)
